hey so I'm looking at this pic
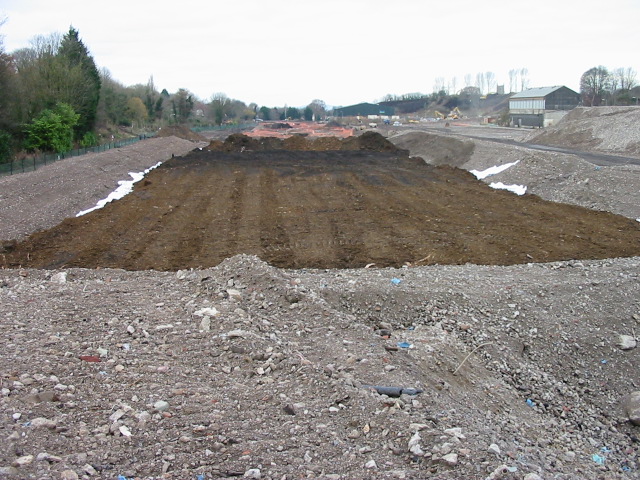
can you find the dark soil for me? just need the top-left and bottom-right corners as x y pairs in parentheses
(2, 134), (639, 271)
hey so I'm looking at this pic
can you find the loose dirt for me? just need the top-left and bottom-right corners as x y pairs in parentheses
(2, 133), (639, 271)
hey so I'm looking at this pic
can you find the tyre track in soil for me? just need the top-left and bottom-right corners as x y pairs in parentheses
(2, 145), (640, 271)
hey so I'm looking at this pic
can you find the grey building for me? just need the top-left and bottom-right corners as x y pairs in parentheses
(332, 102), (395, 118)
(509, 86), (580, 127)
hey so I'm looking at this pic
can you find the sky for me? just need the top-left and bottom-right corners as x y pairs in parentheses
(2, 0), (639, 108)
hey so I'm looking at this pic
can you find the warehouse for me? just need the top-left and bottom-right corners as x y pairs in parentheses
(509, 86), (580, 127)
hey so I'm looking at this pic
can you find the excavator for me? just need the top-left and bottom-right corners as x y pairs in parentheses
(434, 111), (446, 120)
(447, 107), (463, 120)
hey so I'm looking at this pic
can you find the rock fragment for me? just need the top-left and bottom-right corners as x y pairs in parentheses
(621, 391), (640, 425)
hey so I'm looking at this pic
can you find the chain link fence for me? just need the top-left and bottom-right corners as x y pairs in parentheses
(0, 133), (156, 177)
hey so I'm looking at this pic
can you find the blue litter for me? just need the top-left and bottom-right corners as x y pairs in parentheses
(391, 278), (402, 285)
(601, 446), (611, 453)
(600, 359), (608, 364)
(196, 475), (206, 480)
(397, 341), (412, 349)
(592, 454), (606, 465)
(526, 399), (535, 407)
(117, 476), (129, 480)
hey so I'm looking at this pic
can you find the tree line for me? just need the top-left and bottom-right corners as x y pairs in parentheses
(0, 24), (329, 164)
(580, 66), (638, 106)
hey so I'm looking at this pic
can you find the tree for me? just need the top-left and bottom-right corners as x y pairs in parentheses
(519, 68), (529, 91)
(24, 102), (79, 153)
(580, 66), (611, 106)
(209, 92), (230, 125)
(307, 99), (326, 121)
(171, 88), (194, 123)
(303, 106), (313, 121)
(258, 106), (271, 120)
(58, 27), (101, 137)
(126, 97), (148, 127)
(0, 19), (16, 130)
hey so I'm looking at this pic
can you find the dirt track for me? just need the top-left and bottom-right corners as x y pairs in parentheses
(2, 134), (639, 271)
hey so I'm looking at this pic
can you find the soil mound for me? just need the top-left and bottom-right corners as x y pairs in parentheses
(389, 131), (475, 166)
(2, 146), (639, 271)
(207, 131), (403, 153)
(526, 106), (640, 156)
(156, 124), (208, 142)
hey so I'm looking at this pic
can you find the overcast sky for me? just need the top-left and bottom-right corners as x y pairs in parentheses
(2, 0), (639, 108)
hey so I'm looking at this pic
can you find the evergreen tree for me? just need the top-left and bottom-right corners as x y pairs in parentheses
(58, 27), (101, 137)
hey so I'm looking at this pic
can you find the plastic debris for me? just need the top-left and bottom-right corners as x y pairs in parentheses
(600, 359), (608, 364)
(592, 454), (606, 465)
(526, 399), (535, 407)
(396, 341), (413, 349)
(362, 385), (423, 397)
(391, 278), (402, 285)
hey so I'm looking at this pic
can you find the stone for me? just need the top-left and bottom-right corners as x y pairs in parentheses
(488, 443), (501, 455)
(407, 431), (423, 456)
(153, 400), (170, 412)
(364, 460), (377, 469)
(523, 474), (543, 480)
(621, 391), (640, 426)
(243, 468), (261, 478)
(30, 417), (57, 429)
(618, 334), (637, 350)
(200, 317), (211, 331)
(194, 307), (218, 317)
(60, 470), (79, 480)
(50, 272), (67, 284)
(12, 455), (34, 467)
(441, 453), (458, 466)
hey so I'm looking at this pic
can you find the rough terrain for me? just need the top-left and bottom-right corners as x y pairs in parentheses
(0, 109), (639, 480)
(2, 133), (639, 271)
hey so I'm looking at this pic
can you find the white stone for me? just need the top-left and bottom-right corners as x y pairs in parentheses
(523, 474), (544, 480)
(50, 272), (67, 283)
(194, 307), (218, 317)
(12, 455), (34, 467)
(618, 335), (637, 350)
(153, 400), (170, 412)
(243, 468), (261, 479)
(441, 453), (458, 466)
(488, 443), (501, 455)
(364, 460), (377, 469)
(622, 391), (640, 426)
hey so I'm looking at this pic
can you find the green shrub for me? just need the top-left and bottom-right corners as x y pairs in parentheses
(80, 131), (98, 148)
(24, 103), (80, 153)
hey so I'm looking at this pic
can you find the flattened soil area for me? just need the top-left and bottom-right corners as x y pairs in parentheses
(2, 138), (640, 271)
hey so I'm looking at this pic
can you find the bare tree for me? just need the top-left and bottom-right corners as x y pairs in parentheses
(580, 66), (611, 106)
(508, 69), (518, 93)
(475, 72), (486, 95)
(484, 72), (496, 94)
(464, 74), (472, 88)
(449, 76), (458, 95)
(519, 68), (529, 91)
(613, 67), (637, 91)
(433, 77), (447, 94)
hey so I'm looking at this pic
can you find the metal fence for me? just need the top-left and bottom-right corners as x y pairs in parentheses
(0, 133), (156, 177)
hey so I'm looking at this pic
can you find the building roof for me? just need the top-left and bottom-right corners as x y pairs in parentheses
(510, 86), (566, 99)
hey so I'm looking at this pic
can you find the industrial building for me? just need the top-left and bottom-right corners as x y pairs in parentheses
(509, 86), (580, 127)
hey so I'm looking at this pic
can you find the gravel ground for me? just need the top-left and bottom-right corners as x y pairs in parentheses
(0, 124), (639, 479)
(0, 136), (206, 242)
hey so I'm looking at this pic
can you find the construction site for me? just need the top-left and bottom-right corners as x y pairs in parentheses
(0, 107), (639, 479)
